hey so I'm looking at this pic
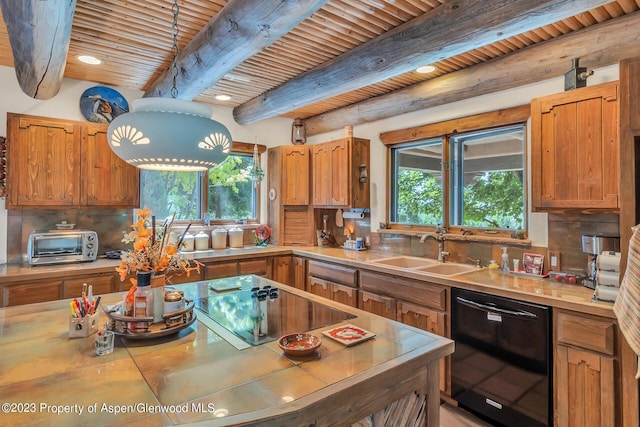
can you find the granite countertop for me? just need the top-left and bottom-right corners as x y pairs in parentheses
(0, 275), (453, 426)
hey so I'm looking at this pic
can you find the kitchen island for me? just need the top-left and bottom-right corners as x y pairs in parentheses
(0, 275), (453, 426)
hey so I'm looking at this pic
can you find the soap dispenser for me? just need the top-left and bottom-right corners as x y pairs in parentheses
(501, 247), (510, 272)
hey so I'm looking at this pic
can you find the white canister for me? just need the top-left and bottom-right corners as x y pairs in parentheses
(211, 228), (228, 249)
(181, 233), (195, 252)
(228, 227), (244, 248)
(194, 231), (209, 250)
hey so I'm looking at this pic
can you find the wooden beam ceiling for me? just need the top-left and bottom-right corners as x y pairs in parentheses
(232, 0), (613, 125)
(0, 0), (76, 99)
(144, 0), (330, 100)
(306, 10), (640, 136)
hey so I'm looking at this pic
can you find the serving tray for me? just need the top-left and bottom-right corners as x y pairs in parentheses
(106, 299), (196, 340)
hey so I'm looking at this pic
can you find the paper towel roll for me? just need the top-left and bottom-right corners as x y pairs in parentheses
(342, 211), (365, 219)
(598, 251), (621, 272)
(597, 270), (620, 287)
(595, 285), (619, 302)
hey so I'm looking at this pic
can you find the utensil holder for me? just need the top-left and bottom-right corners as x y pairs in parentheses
(69, 312), (99, 338)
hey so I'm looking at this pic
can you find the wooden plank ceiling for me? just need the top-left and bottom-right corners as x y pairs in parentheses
(0, 0), (639, 135)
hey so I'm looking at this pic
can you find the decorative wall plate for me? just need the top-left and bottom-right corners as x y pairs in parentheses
(80, 86), (129, 124)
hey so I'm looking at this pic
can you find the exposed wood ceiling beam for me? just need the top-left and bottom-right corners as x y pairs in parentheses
(233, 0), (612, 125)
(0, 0), (76, 99)
(144, 0), (330, 100)
(306, 10), (640, 136)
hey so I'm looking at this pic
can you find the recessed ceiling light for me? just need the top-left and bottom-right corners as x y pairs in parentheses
(416, 65), (436, 74)
(77, 55), (102, 65)
(215, 94), (232, 101)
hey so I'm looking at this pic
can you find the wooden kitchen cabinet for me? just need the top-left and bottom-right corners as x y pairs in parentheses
(554, 310), (616, 426)
(311, 137), (370, 208)
(267, 145), (315, 246)
(3, 280), (63, 307)
(306, 260), (358, 308)
(272, 255), (293, 286)
(63, 274), (114, 298)
(203, 258), (272, 280)
(531, 81), (619, 211)
(5, 113), (139, 209)
(359, 269), (449, 395)
(291, 256), (307, 290)
(80, 124), (139, 207)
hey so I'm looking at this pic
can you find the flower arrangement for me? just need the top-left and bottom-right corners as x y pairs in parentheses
(116, 208), (202, 282)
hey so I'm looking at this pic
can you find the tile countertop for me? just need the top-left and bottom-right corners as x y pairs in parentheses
(0, 275), (453, 426)
(0, 245), (614, 318)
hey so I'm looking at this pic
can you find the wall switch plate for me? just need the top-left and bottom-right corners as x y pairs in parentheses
(548, 250), (560, 270)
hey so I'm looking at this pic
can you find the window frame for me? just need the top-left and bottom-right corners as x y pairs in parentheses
(380, 105), (530, 238)
(140, 141), (266, 226)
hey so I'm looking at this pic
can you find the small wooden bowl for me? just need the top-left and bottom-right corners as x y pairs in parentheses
(278, 332), (322, 357)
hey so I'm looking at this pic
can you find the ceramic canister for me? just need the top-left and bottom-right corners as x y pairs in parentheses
(211, 228), (228, 249)
(194, 231), (209, 250)
(228, 227), (244, 248)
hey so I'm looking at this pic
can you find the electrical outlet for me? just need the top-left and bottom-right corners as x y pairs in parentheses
(548, 250), (560, 270)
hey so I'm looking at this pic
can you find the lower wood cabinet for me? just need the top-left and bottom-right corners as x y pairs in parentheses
(3, 280), (63, 307)
(63, 274), (114, 298)
(203, 258), (272, 280)
(359, 270), (449, 396)
(272, 256), (293, 286)
(306, 260), (358, 308)
(554, 310), (617, 426)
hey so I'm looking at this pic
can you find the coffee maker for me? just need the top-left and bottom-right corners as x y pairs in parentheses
(582, 234), (620, 289)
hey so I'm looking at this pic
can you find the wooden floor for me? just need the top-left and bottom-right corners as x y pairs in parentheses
(440, 403), (494, 427)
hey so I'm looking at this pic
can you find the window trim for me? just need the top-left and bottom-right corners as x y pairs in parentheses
(381, 105), (530, 238)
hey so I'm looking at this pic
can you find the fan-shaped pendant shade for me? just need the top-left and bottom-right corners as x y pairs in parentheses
(107, 98), (232, 171)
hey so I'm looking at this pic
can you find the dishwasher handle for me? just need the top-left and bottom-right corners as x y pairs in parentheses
(455, 296), (538, 320)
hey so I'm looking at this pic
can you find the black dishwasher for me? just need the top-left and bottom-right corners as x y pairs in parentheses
(451, 288), (551, 427)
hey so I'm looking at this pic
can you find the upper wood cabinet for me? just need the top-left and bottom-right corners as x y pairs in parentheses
(6, 113), (139, 209)
(80, 124), (139, 207)
(531, 81), (619, 211)
(267, 145), (315, 246)
(311, 137), (370, 208)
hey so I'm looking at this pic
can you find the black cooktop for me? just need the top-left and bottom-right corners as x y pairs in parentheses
(195, 284), (355, 346)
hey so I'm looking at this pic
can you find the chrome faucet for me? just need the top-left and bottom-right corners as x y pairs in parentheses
(420, 226), (448, 263)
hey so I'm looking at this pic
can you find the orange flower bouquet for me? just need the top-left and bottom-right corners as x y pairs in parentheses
(116, 208), (202, 311)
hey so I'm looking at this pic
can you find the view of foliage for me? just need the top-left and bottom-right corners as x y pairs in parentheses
(463, 171), (524, 229)
(140, 154), (256, 221)
(396, 170), (443, 224)
(396, 169), (524, 229)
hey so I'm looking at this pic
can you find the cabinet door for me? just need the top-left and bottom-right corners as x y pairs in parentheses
(329, 140), (349, 206)
(3, 281), (63, 307)
(204, 262), (238, 279)
(332, 283), (358, 308)
(306, 276), (333, 300)
(555, 344), (615, 427)
(238, 258), (271, 278)
(282, 146), (309, 205)
(273, 256), (292, 285)
(531, 81), (619, 210)
(80, 124), (140, 207)
(360, 290), (396, 320)
(6, 114), (80, 207)
(291, 256), (307, 290)
(64, 275), (114, 298)
(311, 144), (331, 205)
(398, 301), (449, 394)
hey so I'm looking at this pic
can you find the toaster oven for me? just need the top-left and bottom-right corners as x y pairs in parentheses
(27, 231), (98, 265)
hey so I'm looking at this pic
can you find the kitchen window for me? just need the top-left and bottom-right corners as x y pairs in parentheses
(385, 106), (529, 234)
(140, 146), (261, 223)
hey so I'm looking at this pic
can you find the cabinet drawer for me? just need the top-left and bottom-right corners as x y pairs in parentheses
(4, 281), (63, 307)
(308, 260), (357, 287)
(64, 275), (113, 298)
(205, 262), (238, 279)
(556, 311), (615, 355)
(238, 258), (270, 276)
(360, 270), (446, 310)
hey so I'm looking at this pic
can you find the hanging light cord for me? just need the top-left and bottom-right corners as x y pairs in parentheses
(171, 0), (180, 99)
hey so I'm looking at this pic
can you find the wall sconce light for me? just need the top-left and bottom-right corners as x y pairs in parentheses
(291, 118), (306, 145)
(359, 164), (368, 183)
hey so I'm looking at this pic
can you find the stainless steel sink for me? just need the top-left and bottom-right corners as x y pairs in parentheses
(414, 262), (478, 276)
(370, 256), (438, 269)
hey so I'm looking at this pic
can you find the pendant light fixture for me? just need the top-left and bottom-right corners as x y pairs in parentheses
(107, 0), (232, 171)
